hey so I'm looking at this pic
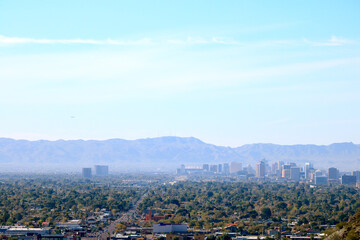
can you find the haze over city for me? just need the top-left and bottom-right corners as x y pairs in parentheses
(1, 0), (359, 147)
(2, 1), (360, 240)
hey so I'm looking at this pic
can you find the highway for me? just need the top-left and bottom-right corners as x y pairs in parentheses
(96, 190), (149, 240)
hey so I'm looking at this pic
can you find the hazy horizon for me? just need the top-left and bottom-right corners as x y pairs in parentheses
(1, 1), (359, 147)
(1, 2), (360, 238)
(0, 135), (358, 147)
(0, 136), (359, 172)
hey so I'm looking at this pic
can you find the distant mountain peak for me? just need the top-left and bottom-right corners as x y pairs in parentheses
(0, 137), (359, 172)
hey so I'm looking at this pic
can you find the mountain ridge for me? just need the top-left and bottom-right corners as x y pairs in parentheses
(0, 137), (359, 172)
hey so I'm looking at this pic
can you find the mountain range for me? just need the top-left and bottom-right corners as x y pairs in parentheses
(0, 137), (359, 172)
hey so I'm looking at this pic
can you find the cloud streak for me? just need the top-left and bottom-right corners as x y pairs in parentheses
(303, 36), (355, 46)
(0, 35), (294, 47)
(0, 35), (152, 45)
(2, 34), (355, 48)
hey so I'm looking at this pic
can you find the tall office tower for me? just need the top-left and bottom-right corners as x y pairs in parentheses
(305, 162), (313, 180)
(282, 169), (290, 179)
(218, 164), (223, 173)
(202, 164), (209, 171)
(209, 165), (218, 173)
(278, 161), (284, 170)
(283, 164), (291, 170)
(230, 162), (242, 174)
(256, 161), (266, 178)
(265, 163), (271, 175)
(353, 171), (360, 182)
(341, 175), (357, 186)
(223, 163), (230, 175)
(290, 167), (300, 181)
(275, 161), (283, 176)
(82, 168), (92, 178)
(271, 162), (278, 175)
(328, 167), (339, 180)
(95, 165), (109, 176)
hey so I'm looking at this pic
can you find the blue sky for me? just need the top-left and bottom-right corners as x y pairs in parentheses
(0, 0), (359, 146)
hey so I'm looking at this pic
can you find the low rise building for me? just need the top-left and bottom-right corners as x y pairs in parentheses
(153, 223), (188, 233)
(5, 226), (50, 236)
(341, 175), (356, 186)
(315, 176), (328, 185)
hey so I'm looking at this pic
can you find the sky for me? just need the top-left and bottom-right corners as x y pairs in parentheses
(0, 0), (359, 147)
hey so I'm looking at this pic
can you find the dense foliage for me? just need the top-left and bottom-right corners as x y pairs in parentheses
(139, 181), (360, 235)
(0, 174), (141, 227)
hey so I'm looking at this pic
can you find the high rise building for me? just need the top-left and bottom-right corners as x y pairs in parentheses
(210, 165), (218, 173)
(256, 161), (266, 178)
(275, 161), (284, 176)
(202, 164), (209, 171)
(341, 175), (356, 186)
(223, 163), (230, 175)
(328, 167), (339, 180)
(230, 162), (242, 174)
(282, 169), (290, 179)
(278, 161), (284, 169)
(218, 164), (223, 173)
(305, 162), (313, 180)
(95, 165), (109, 176)
(290, 167), (300, 181)
(353, 170), (360, 182)
(82, 168), (92, 178)
(283, 164), (292, 170)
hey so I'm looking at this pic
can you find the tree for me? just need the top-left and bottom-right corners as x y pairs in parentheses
(261, 207), (272, 220)
(217, 234), (231, 240)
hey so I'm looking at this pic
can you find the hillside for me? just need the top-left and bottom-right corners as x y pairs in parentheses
(325, 209), (360, 240)
(0, 137), (359, 172)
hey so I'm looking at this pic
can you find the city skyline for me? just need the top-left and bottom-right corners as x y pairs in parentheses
(1, 2), (360, 239)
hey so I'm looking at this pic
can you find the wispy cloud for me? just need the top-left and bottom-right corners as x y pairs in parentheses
(166, 36), (295, 47)
(166, 36), (243, 45)
(303, 36), (355, 46)
(0, 35), (244, 46)
(0, 35), (152, 45)
(3, 34), (354, 47)
(0, 34), (295, 47)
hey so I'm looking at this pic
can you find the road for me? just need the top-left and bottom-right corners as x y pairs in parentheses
(96, 190), (149, 240)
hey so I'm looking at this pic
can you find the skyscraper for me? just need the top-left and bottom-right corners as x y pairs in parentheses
(210, 165), (218, 173)
(305, 162), (313, 180)
(218, 164), (223, 173)
(202, 164), (209, 171)
(271, 162), (278, 175)
(290, 167), (300, 181)
(82, 168), (92, 178)
(223, 163), (230, 175)
(256, 161), (265, 178)
(328, 167), (339, 180)
(276, 161), (284, 176)
(95, 165), (109, 176)
(282, 169), (290, 179)
(353, 170), (360, 182)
